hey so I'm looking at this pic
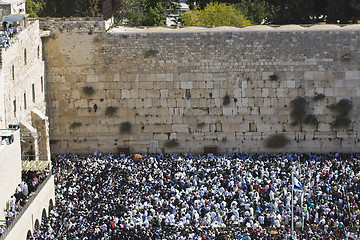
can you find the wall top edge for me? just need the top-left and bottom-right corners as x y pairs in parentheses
(109, 24), (360, 34)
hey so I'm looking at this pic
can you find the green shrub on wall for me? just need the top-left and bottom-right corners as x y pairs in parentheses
(164, 140), (180, 148)
(120, 121), (132, 134)
(223, 94), (231, 106)
(290, 97), (307, 125)
(304, 114), (318, 126)
(265, 134), (289, 149)
(269, 74), (278, 81)
(313, 93), (325, 101)
(70, 122), (82, 129)
(144, 49), (159, 58)
(82, 86), (95, 96)
(105, 106), (118, 117)
(328, 99), (353, 129)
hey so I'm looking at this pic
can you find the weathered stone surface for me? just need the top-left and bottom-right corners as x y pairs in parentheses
(41, 23), (360, 154)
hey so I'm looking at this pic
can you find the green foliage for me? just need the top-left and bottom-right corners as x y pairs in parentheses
(70, 122), (82, 129)
(81, 86), (95, 96)
(290, 97), (307, 125)
(180, 2), (251, 26)
(313, 93), (326, 101)
(26, 0), (45, 17)
(105, 106), (118, 117)
(265, 0), (359, 24)
(328, 99), (353, 115)
(328, 98), (353, 129)
(304, 114), (318, 126)
(120, 121), (132, 134)
(223, 94), (231, 106)
(39, 0), (101, 17)
(164, 139), (180, 148)
(119, 0), (167, 26)
(333, 115), (351, 128)
(341, 54), (352, 62)
(269, 74), (278, 81)
(144, 49), (159, 58)
(265, 134), (289, 149)
(234, 0), (274, 24)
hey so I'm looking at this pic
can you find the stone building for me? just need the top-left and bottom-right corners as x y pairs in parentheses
(0, 19), (53, 240)
(0, 0), (25, 20)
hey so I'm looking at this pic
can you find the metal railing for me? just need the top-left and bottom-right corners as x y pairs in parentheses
(0, 172), (53, 240)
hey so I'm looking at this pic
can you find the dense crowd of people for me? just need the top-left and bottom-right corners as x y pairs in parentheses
(29, 153), (360, 239)
(0, 170), (49, 238)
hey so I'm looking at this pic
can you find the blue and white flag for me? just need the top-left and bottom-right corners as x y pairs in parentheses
(293, 173), (302, 191)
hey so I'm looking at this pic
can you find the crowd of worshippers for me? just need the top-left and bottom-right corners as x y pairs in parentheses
(1, 170), (49, 236)
(32, 153), (360, 239)
(0, 21), (20, 48)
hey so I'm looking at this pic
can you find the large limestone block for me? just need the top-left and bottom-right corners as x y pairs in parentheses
(223, 108), (233, 115)
(143, 124), (171, 133)
(181, 81), (193, 89)
(345, 71), (360, 80)
(172, 124), (189, 133)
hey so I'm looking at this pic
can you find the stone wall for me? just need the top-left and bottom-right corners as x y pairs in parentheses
(43, 23), (360, 154)
(0, 20), (50, 161)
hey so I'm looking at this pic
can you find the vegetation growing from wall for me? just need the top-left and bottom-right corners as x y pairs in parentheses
(163, 139), (180, 148)
(304, 114), (318, 126)
(105, 106), (118, 117)
(290, 97), (307, 126)
(265, 134), (289, 149)
(70, 122), (82, 129)
(81, 86), (95, 96)
(120, 121), (132, 134)
(144, 49), (159, 58)
(341, 53), (352, 62)
(223, 94), (231, 106)
(269, 74), (278, 81)
(313, 93), (326, 101)
(328, 98), (353, 128)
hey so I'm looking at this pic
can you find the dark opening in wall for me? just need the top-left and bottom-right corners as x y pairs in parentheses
(32, 83), (35, 102)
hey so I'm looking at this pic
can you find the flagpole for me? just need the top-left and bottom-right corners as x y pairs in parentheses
(292, 167), (294, 239)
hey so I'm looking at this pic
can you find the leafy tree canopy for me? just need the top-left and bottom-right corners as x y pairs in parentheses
(180, 2), (251, 26)
(117, 0), (167, 26)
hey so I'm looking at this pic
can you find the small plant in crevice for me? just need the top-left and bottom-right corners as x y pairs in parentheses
(144, 49), (159, 58)
(223, 94), (231, 106)
(265, 134), (290, 149)
(163, 139), (180, 148)
(93, 104), (98, 112)
(197, 123), (205, 128)
(105, 106), (118, 117)
(82, 86), (95, 96)
(304, 114), (318, 126)
(328, 98), (353, 129)
(269, 74), (278, 81)
(120, 121), (132, 134)
(341, 53), (351, 62)
(70, 122), (82, 129)
(290, 97), (307, 126)
(313, 93), (326, 101)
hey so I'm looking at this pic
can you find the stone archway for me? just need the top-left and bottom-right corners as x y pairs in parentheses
(31, 109), (50, 162)
(19, 121), (39, 161)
